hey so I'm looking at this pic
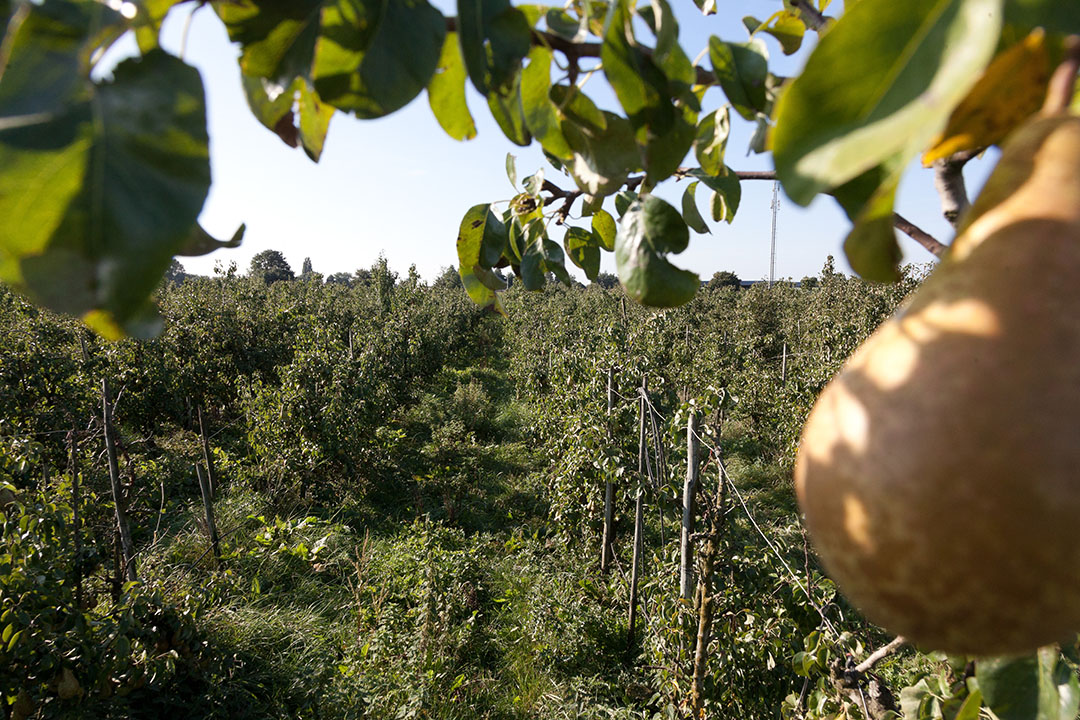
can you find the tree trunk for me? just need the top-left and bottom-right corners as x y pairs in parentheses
(690, 461), (728, 716)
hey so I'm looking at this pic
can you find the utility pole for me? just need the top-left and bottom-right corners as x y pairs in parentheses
(769, 181), (779, 288)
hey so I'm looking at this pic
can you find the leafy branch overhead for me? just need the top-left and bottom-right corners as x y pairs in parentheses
(0, 0), (1077, 326)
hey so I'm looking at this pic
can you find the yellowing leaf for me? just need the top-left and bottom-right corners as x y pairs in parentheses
(922, 29), (1049, 166)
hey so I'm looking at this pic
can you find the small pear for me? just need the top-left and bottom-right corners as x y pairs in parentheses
(795, 111), (1080, 655)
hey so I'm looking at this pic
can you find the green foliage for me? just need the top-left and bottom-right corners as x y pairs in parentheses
(248, 250), (294, 284)
(5, 0), (1077, 328)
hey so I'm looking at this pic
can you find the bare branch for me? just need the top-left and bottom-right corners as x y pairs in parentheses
(855, 636), (906, 674)
(893, 213), (948, 258)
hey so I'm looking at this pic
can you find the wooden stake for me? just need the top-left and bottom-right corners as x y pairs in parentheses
(628, 375), (647, 649)
(195, 464), (220, 561)
(781, 342), (788, 383)
(69, 428), (82, 609)
(680, 412), (699, 601)
(102, 378), (136, 583)
(197, 405), (219, 500)
(601, 367), (616, 573)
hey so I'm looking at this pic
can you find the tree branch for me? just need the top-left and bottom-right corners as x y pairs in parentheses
(893, 213), (948, 258)
(444, 17), (718, 85)
(855, 636), (906, 674)
(543, 171), (949, 261)
(931, 149), (980, 228)
(790, 0), (828, 31)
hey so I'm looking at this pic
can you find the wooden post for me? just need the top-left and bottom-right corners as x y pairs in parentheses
(628, 376), (647, 649)
(690, 461), (729, 715)
(197, 405), (219, 500)
(195, 464), (221, 561)
(102, 378), (136, 583)
(680, 412), (700, 602)
(601, 367), (616, 573)
(781, 342), (788, 383)
(69, 428), (82, 609)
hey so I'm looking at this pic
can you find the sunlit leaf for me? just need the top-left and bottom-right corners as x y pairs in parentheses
(550, 84), (607, 135)
(692, 168), (741, 223)
(313, 0), (445, 119)
(488, 74), (532, 146)
(744, 11), (805, 56)
(564, 226), (600, 280)
(456, 203), (504, 310)
(922, 28), (1049, 166)
(694, 107), (729, 176)
(297, 79), (333, 161)
(591, 209), (616, 251)
(562, 110), (640, 196)
(215, 1), (324, 87)
(772, 0), (1002, 205)
(681, 181), (709, 234)
(428, 31), (477, 141)
(521, 45), (573, 159)
(708, 37), (769, 121)
(615, 196), (698, 307)
(602, 0), (676, 139)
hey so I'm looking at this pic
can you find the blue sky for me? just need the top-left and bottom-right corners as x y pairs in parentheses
(125, 1), (996, 283)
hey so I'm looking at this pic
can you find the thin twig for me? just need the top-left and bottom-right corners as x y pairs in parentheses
(854, 636), (906, 674)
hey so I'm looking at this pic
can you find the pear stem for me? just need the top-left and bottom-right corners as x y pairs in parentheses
(1043, 35), (1080, 115)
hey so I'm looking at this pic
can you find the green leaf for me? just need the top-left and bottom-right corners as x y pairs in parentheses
(708, 37), (769, 121)
(695, 108), (729, 176)
(601, 0), (677, 140)
(979, 648), (1080, 720)
(456, 203), (503, 309)
(488, 75), (532, 146)
(506, 153), (517, 188)
(523, 169), (544, 197)
(519, 221), (546, 290)
(241, 73), (298, 140)
(745, 11), (806, 56)
(178, 224), (245, 257)
(427, 31), (476, 141)
(693, 168), (741, 223)
(615, 195), (698, 307)
(614, 190), (638, 217)
(0, 49), (209, 337)
(481, 208), (508, 267)
(591, 209), (616, 251)
(542, 238), (571, 284)
(644, 99), (696, 186)
(521, 45), (572, 159)
(953, 689), (983, 720)
(561, 110), (640, 196)
(545, 8), (586, 42)
(843, 186), (903, 283)
(215, 1), (324, 87)
(1004, 2), (1080, 35)
(681, 182), (710, 234)
(564, 226), (600, 280)
(457, 0), (532, 95)
(313, 0), (445, 119)
(550, 84), (607, 135)
(771, 0), (1002, 206)
(134, 0), (183, 53)
(297, 79), (333, 161)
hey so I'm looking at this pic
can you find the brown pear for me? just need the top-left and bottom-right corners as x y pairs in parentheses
(794, 112), (1080, 655)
